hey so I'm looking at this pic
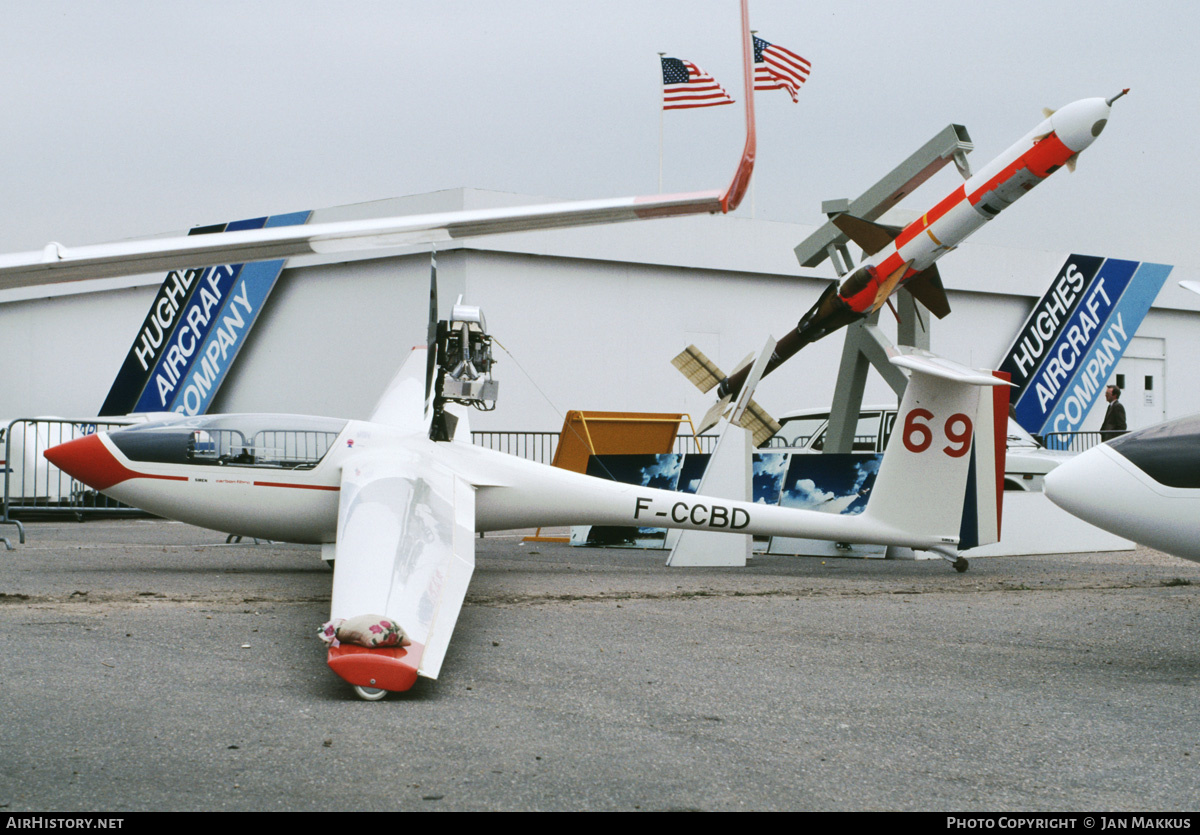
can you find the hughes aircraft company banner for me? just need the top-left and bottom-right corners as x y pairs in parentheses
(999, 254), (1172, 436)
(99, 211), (311, 417)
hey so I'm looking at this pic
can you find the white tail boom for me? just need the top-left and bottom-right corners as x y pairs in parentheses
(468, 348), (1009, 567)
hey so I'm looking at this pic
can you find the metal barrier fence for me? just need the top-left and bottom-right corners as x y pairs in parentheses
(188, 428), (339, 468)
(1041, 431), (1111, 452)
(682, 434), (720, 454)
(2, 418), (147, 540)
(469, 431), (560, 464)
(468, 431), (723, 464)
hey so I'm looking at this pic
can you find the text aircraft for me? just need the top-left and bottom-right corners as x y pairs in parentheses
(1044, 281), (1200, 561)
(45, 323), (1009, 698)
(679, 90), (1127, 441)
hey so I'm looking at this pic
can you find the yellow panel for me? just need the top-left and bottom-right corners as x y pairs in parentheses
(551, 411), (692, 473)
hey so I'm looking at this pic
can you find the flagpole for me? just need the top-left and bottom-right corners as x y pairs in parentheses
(657, 52), (665, 193)
(749, 31), (757, 219)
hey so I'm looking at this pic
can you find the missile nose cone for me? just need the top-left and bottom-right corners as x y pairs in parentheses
(44, 433), (125, 491)
(1048, 96), (1116, 154)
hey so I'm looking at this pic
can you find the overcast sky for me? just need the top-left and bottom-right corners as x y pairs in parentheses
(2, 1), (1195, 268)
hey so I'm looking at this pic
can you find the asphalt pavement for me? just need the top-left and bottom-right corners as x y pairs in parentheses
(1, 519), (1198, 811)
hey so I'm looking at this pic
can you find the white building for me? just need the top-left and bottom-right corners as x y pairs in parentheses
(3, 188), (1198, 437)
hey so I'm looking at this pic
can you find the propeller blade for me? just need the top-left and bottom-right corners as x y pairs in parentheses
(426, 252), (439, 413)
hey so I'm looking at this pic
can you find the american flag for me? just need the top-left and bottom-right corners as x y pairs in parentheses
(753, 36), (811, 102)
(661, 57), (735, 110)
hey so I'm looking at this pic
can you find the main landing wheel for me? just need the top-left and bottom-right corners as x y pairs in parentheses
(353, 685), (388, 701)
(953, 557), (970, 573)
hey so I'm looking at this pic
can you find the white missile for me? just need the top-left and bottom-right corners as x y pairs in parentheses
(708, 91), (1129, 412)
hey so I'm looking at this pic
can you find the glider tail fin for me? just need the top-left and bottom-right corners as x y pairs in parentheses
(861, 350), (1010, 557)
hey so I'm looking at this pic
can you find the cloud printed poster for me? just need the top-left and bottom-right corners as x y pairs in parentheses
(572, 452), (881, 548)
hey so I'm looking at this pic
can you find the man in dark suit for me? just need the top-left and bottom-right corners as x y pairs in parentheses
(1100, 384), (1127, 439)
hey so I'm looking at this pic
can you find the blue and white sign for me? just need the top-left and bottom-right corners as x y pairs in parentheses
(163, 211), (310, 415)
(1000, 255), (1172, 436)
(1039, 262), (1173, 435)
(113, 210), (310, 416)
(999, 255), (1103, 404)
(134, 261), (249, 413)
(99, 223), (225, 416)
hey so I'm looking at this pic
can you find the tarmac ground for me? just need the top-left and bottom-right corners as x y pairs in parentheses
(1, 518), (1198, 811)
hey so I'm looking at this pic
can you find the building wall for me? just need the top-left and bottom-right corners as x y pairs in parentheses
(2, 193), (1198, 438)
(0, 283), (155, 420)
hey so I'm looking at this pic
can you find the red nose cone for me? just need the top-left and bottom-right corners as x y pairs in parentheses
(44, 434), (131, 491)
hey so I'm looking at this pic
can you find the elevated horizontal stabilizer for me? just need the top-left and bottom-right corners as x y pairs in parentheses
(887, 346), (1012, 387)
(672, 345), (725, 393)
(831, 213), (901, 257)
(902, 264), (952, 319)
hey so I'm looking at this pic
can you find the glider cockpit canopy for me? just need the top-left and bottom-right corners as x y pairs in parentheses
(108, 413), (348, 470)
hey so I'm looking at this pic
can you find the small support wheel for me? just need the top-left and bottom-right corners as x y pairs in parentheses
(353, 685), (388, 701)
(953, 556), (969, 573)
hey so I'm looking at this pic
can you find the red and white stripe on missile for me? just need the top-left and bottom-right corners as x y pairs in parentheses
(836, 91), (1128, 316)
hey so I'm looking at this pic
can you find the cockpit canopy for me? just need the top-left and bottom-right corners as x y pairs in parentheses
(109, 414), (348, 470)
(1108, 414), (1200, 489)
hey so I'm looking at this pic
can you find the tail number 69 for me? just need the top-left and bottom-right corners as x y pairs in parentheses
(901, 409), (973, 458)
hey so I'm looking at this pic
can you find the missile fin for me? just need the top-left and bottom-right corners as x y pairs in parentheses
(831, 213), (900, 257)
(698, 394), (733, 434)
(672, 345), (725, 393)
(1065, 153), (1078, 173)
(729, 351), (756, 377)
(735, 398), (782, 447)
(1042, 107), (1056, 119)
(901, 264), (952, 319)
(870, 260), (913, 312)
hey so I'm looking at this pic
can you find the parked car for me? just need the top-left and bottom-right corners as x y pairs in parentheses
(763, 405), (1072, 491)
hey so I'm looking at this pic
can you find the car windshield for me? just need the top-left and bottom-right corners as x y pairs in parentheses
(766, 413), (829, 448)
(767, 410), (886, 451)
(1006, 419), (1043, 448)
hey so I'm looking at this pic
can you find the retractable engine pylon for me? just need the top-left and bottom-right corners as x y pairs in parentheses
(430, 295), (499, 442)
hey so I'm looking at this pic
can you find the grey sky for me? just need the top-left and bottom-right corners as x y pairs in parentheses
(2, 1), (1194, 268)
